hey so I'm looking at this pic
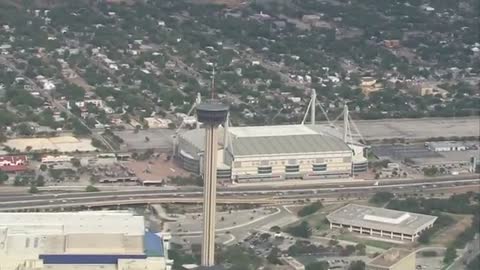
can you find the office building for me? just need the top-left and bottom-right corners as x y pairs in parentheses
(326, 204), (437, 242)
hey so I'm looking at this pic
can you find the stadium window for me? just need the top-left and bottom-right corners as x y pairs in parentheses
(285, 165), (299, 173)
(312, 164), (327, 172)
(257, 166), (272, 174)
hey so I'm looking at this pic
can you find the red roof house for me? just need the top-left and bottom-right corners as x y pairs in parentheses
(0, 155), (29, 172)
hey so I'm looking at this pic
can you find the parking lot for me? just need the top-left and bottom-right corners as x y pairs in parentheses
(115, 129), (175, 151)
(372, 143), (478, 175)
(372, 144), (442, 161)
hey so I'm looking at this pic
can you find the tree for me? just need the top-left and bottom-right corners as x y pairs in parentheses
(29, 185), (39, 194)
(286, 221), (312, 238)
(71, 158), (81, 167)
(86, 185), (99, 192)
(423, 166), (439, 177)
(356, 243), (366, 255)
(0, 131), (7, 143)
(91, 138), (107, 149)
(344, 245), (356, 256)
(49, 169), (62, 180)
(35, 175), (45, 187)
(298, 201), (323, 217)
(40, 164), (47, 172)
(72, 119), (91, 136)
(260, 233), (271, 240)
(270, 226), (281, 233)
(348, 260), (366, 270)
(266, 247), (281, 265)
(443, 246), (457, 264)
(16, 123), (34, 136)
(468, 254), (480, 270)
(56, 84), (86, 101)
(306, 261), (329, 270)
(0, 171), (8, 184)
(370, 192), (394, 205)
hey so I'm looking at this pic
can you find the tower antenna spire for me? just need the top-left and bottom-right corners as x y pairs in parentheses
(211, 64), (216, 99)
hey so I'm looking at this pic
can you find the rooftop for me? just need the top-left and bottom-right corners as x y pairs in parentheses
(326, 204), (437, 235)
(0, 211), (165, 269)
(426, 141), (468, 148)
(367, 248), (414, 268)
(228, 125), (318, 137)
(0, 211), (144, 235)
(179, 124), (350, 157)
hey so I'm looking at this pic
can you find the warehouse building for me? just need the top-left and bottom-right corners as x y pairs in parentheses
(177, 124), (367, 182)
(0, 211), (172, 270)
(326, 204), (437, 242)
(367, 248), (416, 270)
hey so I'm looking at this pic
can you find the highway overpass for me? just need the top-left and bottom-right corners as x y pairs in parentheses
(0, 178), (478, 211)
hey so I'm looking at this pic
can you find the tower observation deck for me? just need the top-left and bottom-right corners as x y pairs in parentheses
(196, 101), (229, 126)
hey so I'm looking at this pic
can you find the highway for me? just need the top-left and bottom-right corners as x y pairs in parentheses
(0, 178), (478, 211)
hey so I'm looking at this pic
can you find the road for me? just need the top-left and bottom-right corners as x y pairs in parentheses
(0, 178), (478, 211)
(447, 234), (480, 270)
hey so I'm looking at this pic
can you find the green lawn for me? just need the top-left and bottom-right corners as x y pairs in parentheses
(337, 234), (397, 250)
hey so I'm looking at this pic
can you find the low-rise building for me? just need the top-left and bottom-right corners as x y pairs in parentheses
(426, 141), (468, 152)
(0, 211), (172, 270)
(326, 204), (437, 242)
(367, 248), (416, 270)
(41, 155), (73, 164)
(360, 77), (382, 95)
(0, 155), (29, 172)
(279, 256), (305, 270)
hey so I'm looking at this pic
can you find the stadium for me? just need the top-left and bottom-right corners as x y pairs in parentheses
(175, 92), (368, 182)
(177, 124), (367, 182)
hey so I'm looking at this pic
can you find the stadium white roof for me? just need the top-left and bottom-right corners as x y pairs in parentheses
(228, 125), (318, 137)
(326, 204), (437, 235)
(179, 124), (351, 157)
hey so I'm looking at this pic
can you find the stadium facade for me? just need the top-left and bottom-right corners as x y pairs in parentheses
(176, 124), (367, 182)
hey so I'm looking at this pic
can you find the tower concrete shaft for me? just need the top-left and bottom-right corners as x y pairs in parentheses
(196, 101), (228, 267)
(201, 123), (219, 266)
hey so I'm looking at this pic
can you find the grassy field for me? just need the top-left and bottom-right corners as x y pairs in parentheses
(337, 234), (398, 250)
(430, 214), (473, 247)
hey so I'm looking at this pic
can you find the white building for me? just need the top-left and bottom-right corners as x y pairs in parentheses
(327, 204), (437, 242)
(70, 99), (104, 109)
(0, 211), (172, 270)
(426, 141), (467, 152)
(41, 155), (73, 164)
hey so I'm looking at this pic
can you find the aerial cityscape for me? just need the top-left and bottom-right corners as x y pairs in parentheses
(0, 0), (479, 270)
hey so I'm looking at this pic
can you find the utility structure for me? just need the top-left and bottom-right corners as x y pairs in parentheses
(196, 100), (229, 267)
(301, 89), (332, 126)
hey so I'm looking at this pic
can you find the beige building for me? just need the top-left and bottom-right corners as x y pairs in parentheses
(327, 204), (437, 242)
(367, 248), (416, 270)
(360, 77), (383, 95)
(0, 211), (172, 270)
(177, 125), (367, 182)
(279, 256), (305, 270)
